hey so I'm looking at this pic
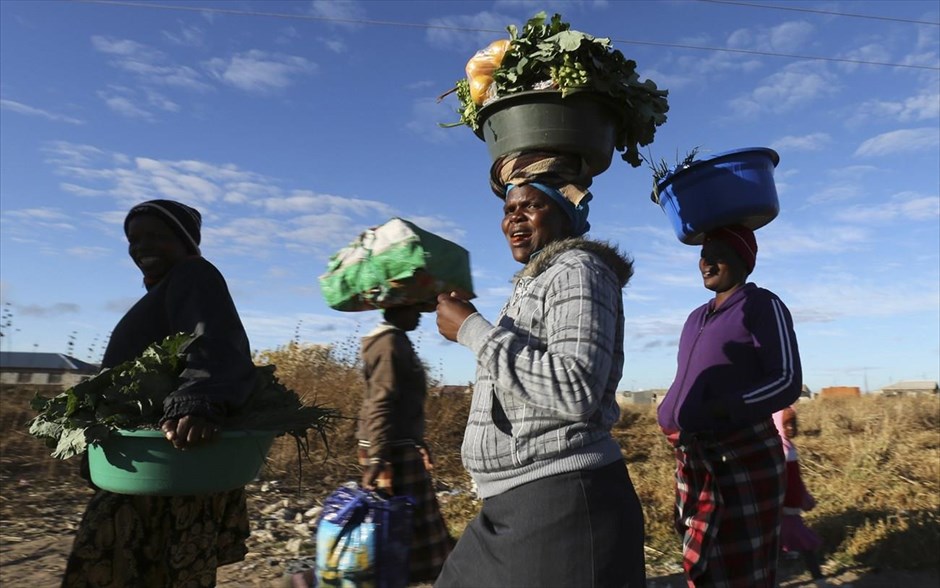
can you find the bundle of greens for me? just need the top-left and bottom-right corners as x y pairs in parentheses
(646, 146), (702, 203)
(28, 332), (340, 460)
(442, 12), (669, 168)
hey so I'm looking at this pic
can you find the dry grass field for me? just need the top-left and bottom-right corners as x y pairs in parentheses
(2, 341), (938, 586)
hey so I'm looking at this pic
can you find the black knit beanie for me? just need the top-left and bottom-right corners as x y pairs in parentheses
(124, 199), (202, 254)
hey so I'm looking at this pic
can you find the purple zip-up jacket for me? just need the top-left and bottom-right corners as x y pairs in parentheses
(658, 283), (802, 434)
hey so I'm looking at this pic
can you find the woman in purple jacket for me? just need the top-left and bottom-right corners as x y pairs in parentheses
(658, 224), (802, 588)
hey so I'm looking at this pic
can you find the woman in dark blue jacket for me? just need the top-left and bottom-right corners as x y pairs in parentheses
(658, 224), (802, 588)
(63, 199), (256, 588)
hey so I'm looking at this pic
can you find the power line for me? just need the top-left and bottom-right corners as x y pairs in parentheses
(72, 0), (940, 71)
(695, 0), (940, 26)
(605, 38), (938, 71)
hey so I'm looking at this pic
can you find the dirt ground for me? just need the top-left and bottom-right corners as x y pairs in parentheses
(2, 474), (938, 588)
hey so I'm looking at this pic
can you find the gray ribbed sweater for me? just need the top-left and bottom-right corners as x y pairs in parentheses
(456, 237), (634, 498)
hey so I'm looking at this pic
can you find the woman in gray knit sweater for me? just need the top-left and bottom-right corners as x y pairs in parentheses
(434, 152), (647, 587)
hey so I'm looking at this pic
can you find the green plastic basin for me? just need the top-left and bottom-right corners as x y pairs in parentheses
(87, 429), (276, 496)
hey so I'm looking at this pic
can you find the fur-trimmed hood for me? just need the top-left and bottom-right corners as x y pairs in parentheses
(515, 237), (634, 288)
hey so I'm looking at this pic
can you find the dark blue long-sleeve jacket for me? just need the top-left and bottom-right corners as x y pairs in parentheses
(101, 257), (255, 424)
(658, 283), (802, 434)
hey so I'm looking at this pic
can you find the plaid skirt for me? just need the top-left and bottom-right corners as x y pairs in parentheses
(668, 420), (785, 588)
(358, 442), (453, 583)
(62, 488), (249, 588)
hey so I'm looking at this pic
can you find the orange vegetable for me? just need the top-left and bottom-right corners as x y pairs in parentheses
(469, 75), (493, 105)
(465, 38), (511, 105)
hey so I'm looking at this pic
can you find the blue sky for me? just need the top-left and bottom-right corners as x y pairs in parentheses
(1, 0), (938, 393)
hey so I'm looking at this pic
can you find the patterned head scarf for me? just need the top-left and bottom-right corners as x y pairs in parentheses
(124, 199), (202, 255)
(703, 225), (757, 274)
(489, 151), (593, 237)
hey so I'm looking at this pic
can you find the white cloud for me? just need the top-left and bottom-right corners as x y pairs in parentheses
(309, 0), (366, 27)
(758, 221), (870, 254)
(837, 43), (893, 73)
(727, 20), (815, 53)
(4, 208), (72, 223)
(120, 61), (210, 91)
(35, 141), (405, 256)
(203, 217), (282, 251)
(279, 213), (369, 246)
(42, 142), (267, 210)
(224, 182), (282, 203)
(729, 62), (840, 115)
(66, 246), (112, 259)
(806, 184), (860, 205)
(98, 88), (155, 121)
(42, 141), (110, 167)
(97, 85), (178, 121)
(834, 192), (940, 223)
(825, 165), (879, 180)
(91, 35), (160, 59)
(852, 91), (940, 124)
(767, 21), (815, 53)
(854, 127), (940, 157)
(257, 192), (394, 217)
(204, 50), (316, 93)
(134, 158), (222, 204)
(276, 26), (301, 46)
(788, 273), (940, 319)
(144, 89), (180, 113)
(770, 133), (831, 152)
(162, 23), (204, 47)
(0, 99), (84, 124)
(321, 38), (347, 53)
(91, 35), (211, 91)
(402, 214), (468, 243)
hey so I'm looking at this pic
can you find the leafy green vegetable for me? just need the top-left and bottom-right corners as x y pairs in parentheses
(444, 12), (670, 168)
(27, 332), (340, 460)
(438, 78), (481, 132)
(647, 146), (702, 184)
(645, 146), (704, 204)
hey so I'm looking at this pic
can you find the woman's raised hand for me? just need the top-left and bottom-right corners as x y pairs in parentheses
(436, 292), (477, 342)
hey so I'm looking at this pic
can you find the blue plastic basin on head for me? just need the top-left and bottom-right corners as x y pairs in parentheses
(653, 147), (780, 245)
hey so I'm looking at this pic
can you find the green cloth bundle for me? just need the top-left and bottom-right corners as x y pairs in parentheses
(319, 218), (475, 312)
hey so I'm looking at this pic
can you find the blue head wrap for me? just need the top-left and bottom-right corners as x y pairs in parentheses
(506, 182), (591, 237)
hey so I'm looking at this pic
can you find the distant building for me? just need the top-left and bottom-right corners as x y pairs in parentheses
(800, 384), (814, 400)
(819, 386), (861, 399)
(873, 380), (939, 397)
(617, 389), (667, 408)
(0, 352), (99, 389)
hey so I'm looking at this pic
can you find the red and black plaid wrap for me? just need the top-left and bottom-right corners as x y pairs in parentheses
(668, 419), (785, 588)
(358, 442), (452, 583)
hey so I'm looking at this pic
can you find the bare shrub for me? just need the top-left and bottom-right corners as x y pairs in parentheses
(3, 360), (938, 575)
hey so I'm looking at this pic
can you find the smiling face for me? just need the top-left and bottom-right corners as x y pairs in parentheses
(699, 239), (748, 295)
(126, 214), (189, 284)
(501, 185), (572, 264)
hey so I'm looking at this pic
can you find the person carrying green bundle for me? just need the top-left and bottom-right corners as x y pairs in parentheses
(357, 304), (454, 584)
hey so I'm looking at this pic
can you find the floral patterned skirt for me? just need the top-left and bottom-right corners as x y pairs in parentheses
(62, 487), (250, 588)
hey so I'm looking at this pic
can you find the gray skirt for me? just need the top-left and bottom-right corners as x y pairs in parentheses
(434, 460), (646, 588)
